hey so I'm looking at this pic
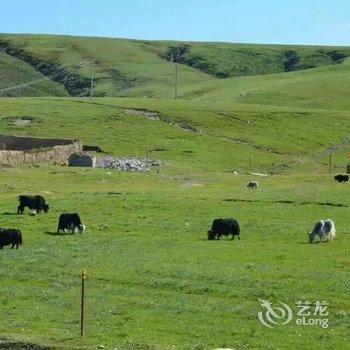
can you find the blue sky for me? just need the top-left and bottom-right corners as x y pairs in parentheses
(1, 0), (349, 45)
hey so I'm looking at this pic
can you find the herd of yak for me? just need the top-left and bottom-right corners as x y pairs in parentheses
(0, 195), (85, 250)
(0, 174), (348, 250)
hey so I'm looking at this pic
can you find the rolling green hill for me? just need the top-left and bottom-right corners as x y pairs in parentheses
(0, 34), (214, 98)
(181, 58), (350, 110)
(158, 41), (350, 77)
(0, 50), (67, 97)
(0, 33), (349, 98)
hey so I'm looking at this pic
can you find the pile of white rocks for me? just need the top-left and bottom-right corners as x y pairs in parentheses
(97, 157), (160, 172)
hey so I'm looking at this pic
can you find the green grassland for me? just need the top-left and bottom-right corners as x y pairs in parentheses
(0, 168), (349, 350)
(0, 94), (349, 349)
(0, 34), (349, 350)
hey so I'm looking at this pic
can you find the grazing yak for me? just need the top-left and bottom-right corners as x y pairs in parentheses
(17, 195), (49, 214)
(247, 181), (259, 190)
(208, 218), (240, 240)
(334, 174), (349, 183)
(57, 213), (86, 234)
(308, 219), (336, 243)
(0, 228), (23, 249)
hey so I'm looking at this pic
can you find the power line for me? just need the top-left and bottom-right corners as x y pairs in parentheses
(0, 59), (93, 94)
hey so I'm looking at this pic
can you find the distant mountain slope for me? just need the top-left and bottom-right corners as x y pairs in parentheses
(157, 42), (350, 78)
(0, 34), (214, 98)
(0, 33), (349, 97)
(182, 58), (350, 111)
(0, 50), (67, 96)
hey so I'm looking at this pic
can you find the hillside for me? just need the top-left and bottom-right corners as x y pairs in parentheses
(0, 34), (350, 98)
(157, 41), (350, 77)
(181, 58), (350, 110)
(1, 45), (349, 171)
(0, 34), (213, 98)
(0, 50), (67, 96)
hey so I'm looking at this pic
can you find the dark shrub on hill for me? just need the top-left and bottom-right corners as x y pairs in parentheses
(162, 45), (190, 63)
(284, 50), (300, 71)
(321, 50), (347, 63)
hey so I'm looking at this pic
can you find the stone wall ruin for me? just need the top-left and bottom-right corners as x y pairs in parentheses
(0, 135), (83, 167)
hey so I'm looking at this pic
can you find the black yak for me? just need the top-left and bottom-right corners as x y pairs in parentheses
(208, 218), (240, 240)
(57, 213), (85, 234)
(334, 175), (349, 183)
(0, 228), (23, 249)
(17, 195), (49, 214)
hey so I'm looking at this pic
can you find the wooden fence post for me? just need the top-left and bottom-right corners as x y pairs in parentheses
(80, 269), (87, 338)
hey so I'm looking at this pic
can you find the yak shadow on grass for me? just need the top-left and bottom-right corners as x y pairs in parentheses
(201, 238), (241, 242)
(2, 212), (38, 216)
(300, 240), (334, 245)
(44, 231), (75, 236)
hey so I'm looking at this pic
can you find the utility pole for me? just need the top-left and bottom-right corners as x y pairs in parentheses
(174, 62), (178, 100)
(90, 59), (94, 101)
